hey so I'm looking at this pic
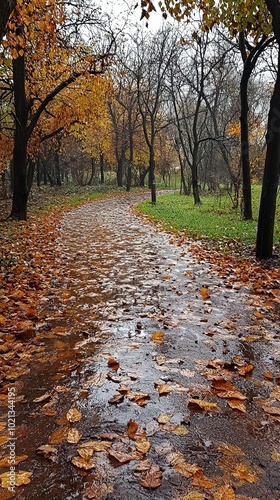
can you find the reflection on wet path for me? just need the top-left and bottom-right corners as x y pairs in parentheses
(3, 193), (280, 500)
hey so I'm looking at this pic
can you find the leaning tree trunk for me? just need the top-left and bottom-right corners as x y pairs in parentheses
(10, 48), (29, 221)
(256, 48), (280, 259)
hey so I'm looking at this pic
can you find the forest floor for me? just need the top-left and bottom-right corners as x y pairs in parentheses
(0, 191), (280, 500)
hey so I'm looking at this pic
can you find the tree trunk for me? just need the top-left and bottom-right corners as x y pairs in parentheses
(100, 153), (105, 184)
(116, 158), (123, 187)
(87, 157), (95, 185)
(192, 178), (201, 205)
(126, 163), (132, 192)
(139, 166), (149, 187)
(9, 49), (29, 220)
(256, 48), (280, 259)
(54, 152), (62, 186)
(240, 70), (253, 220)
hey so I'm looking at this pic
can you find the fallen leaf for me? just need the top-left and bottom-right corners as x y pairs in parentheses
(33, 392), (52, 403)
(67, 428), (82, 444)
(83, 483), (114, 499)
(157, 414), (172, 424)
(181, 492), (206, 500)
(140, 464), (162, 489)
(135, 459), (152, 471)
(135, 431), (151, 454)
(71, 456), (95, 470)
(167, 452), (202, 478)
(188, 398), (220, 412)
(0, 470), (32, 488)
(151, 331), (165, 344)
(212, 379), (246, 400)
(37, 445), (57, 462)
(192, 470), (217, 488)
(108, 449), (138, 464)
(200, 287), (210, 300)
(232, 463), (259, 483)
(271, 450), (280, 462)
(253, 311), (264, 319)
(216, 442), (245, 457)
(126, 419), (139, 439)
(0, 455), (28, 467)
(263, 405), (280, 416)
(172, 425), (189, 436)
(156, 383), (172, 395)
(78, 448), (94, 460)
(66, 408), (82, 423)
(48, 426), (69, 444)
(214, 485), (235, 500)
(107, 357), (119, 371)
(227, 398), (246, 413)
(78, 440), (112, 452)
(0, 436), (9, 446)
(127, 391), (150, 406)
(108, 393), (124, 405)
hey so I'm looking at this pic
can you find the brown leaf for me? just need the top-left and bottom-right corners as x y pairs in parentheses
(126, 419), (139, 439)
(181, 493), (207, 500)
(135, 459), (152, 472)
(188, 398), (220, 412)
(140, 464), (162, 489)
(71, 456), (95, 470)
(66, 407), (82, 423)
(212, 379), (246, 400)
(107, 357), (119, 371)
(214, 485), (235, 500)
(108, 393), (124, 405)
(263, 405), (280, 416)
(271, 450), (280, 462)
(167, 452), (202, 478)
(78, 440), (112, 452)
(108, 449), (137, 464)
(37, 445), (58, 462)
(0, 436), (9, 446)
(48, 426), (69, 444)
(227, 398), (246, 412)
(135, 431), (151, 454)
(253, 311), (264, 319)
(191, 470), (217, 489)
(216, 441), (245, 457)
(156, 383), (172, 395)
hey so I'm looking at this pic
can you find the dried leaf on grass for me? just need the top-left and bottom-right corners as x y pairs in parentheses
(0, 470), (32, 488)
(140, 464), (162, 489)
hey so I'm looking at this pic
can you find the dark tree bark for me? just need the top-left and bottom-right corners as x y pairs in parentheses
(0, 0), (16, 42)
(100, 153), (105, 184)
(239, 32), (274, 220)
(256, 0), (280, 259)
(10, 47), (29, 220)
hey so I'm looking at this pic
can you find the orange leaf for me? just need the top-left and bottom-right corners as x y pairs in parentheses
(151, 331), (164, 344)
(126, 419), (139, 439)
(200, 287), (210, 300)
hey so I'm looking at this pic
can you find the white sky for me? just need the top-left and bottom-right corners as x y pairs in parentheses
(98, 0), (166, 32)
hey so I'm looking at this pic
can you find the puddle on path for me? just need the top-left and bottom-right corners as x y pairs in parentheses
(1, 193), (279, 500)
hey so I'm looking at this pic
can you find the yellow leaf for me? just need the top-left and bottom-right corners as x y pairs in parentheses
(232, 463), (259, 483)
(33, 392), (52, 403)
(157, 414), (172, 424)
(151, 331), (165, 344)
(0, 455), (28, 467)
(188, 398), (220, 412)
(214, 485), (235, 500)
(67, 428), (82, 444)
(157, 383), (172, 395)
(200, 287), (210, 300)
(253, 311), (264, 319)
(135, 431), (151, 454)
(48, 426), (69, 444)
(0, 436), (9, 446)
(66, 408), (82, 423)
(271, 450), (280, 462)
(78, 440), (112, 452)
(167, 452), (202, 478)
(71, 456), (95, 470)
(181, 492), (206, 500)
(0, 470), (32, 488)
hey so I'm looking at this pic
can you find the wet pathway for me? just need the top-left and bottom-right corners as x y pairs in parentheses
(1, 193), (280, 499)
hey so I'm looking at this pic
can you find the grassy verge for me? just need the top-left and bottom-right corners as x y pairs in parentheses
(136, 187), (280, 252)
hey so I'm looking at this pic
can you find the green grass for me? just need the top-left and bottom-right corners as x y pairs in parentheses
(136, 186), (280, 248)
